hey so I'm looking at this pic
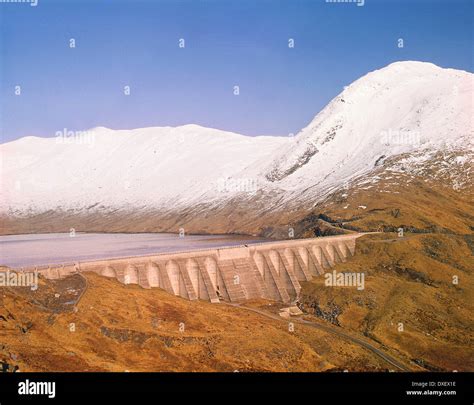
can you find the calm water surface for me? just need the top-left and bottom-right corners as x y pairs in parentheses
(0, 233), (269, 268)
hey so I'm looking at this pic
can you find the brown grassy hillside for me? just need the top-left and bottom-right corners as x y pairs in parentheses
(299, 233), (474, 371)
(1, 273), (395, 372)
(296, 152), (473, 372)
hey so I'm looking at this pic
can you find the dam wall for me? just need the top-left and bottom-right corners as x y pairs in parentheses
(27, 234), (362, 304)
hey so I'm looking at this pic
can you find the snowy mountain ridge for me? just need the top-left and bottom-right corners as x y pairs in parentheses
(1, 61), (473, 226)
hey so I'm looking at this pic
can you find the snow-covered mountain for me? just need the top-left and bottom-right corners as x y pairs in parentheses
(0, 125), (286, 213)
(1, 61), (472, 235)
(244, 61), (473, 202)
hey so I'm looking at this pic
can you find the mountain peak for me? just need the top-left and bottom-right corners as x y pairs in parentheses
(381, 60), (442, 71)
(259, 62), (472, 189)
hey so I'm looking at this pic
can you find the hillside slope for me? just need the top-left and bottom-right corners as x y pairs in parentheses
(299, 232), (474, 371)
(0, 273), (395, 372)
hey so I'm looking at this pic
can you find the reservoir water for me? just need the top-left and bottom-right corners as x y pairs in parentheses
(0, 233), (269, 268)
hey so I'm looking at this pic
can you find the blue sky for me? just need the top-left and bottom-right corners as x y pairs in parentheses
(0, 0), (472, 142)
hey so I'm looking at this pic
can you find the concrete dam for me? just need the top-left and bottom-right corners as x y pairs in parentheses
(33, 234), (362, 304)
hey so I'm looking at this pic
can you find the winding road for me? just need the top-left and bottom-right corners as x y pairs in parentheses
(223, 302), (412, 372)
